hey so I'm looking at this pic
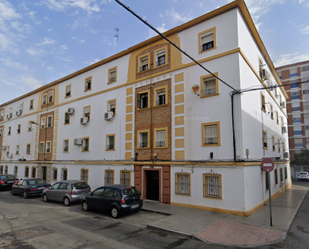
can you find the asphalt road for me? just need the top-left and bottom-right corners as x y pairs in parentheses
(1, 181), (309, 249)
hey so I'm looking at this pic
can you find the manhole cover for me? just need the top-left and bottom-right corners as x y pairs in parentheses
(17, 229), (40, 237)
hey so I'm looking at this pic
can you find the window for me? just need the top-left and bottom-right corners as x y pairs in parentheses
(139, 56), (149, 72)
(293, 114), (301, 123)
(301, 65), (309, 72)
(175, 173), (190, 195)
(105, 170), (114, 185)
(17, 124), (21, 134)
(155, 49), (166, 66)
(108, 67), (117, 83)
(294, 126), (302, 136)
(83, 106), (91, 120)
(154, 86), (167, 106)
(41, 117), (46, 129)
(261, 93), (266, 112)
(63, 139), (69, 152)
(65, 85), (71, 97)
(199, 27), (215, 52)
(290, 68), (298, 77)
(280, 168), (283, 182)
(291, 79), (299, 88)
(28, 122), (32, 132)
(39, 143), (44, 153)
(274, 169), (278, 185)
(270, 104), (274, 120)
(42, 94), (47, 105)
(0, 110), (4, 119)
(294, 138), (303, 147)
(47, 116), (52, 127)
(138, 130), (149, 148)
(137, 90), (149, 109)
(106, 134), (115, 150)
(82, 137), (89, 152)
(120, 170), (131, 185)
(52, 168), (58, 181)
(26, 144), (31, 154)
(25, 166), (30, 178)
(14, 166), (18, 177)
(46, 141), (51, 153)
(4, 165), (8, 175)
(0, 128), (2, 137)
(272, 136), (275, 151)
(284, 167), (287, 179)
(30, 99), (34, 109)
(8, 126), (11, 135)
(291, 91), (300, 100)
(202, 122), (220, 146)
(48, 91), (53, 103)
(107, 99), (116, 115)
(16, 145), (19, 155)
(32, 167), (36, 178)
(85, 76), (92, 91)
(292, 102), (301, 112)
(154, 128), (168, 148)
(263, 130), (268, 149)
(278, 139), (281, 153)
(276, 112), (279, 125)
(201, 73), (218, 97)
(203, 173), (222, 199)
(81, 169), (89, 183)
(62, 168), (68, 181)
(64, 112), (70, 124)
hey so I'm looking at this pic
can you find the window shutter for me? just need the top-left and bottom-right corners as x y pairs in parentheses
(201, 31), (213, 44)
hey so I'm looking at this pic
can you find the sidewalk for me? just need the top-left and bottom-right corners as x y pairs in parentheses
(142, 184), (308, 248)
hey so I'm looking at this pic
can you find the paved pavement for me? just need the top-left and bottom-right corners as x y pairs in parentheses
(142, 184), (308, 248)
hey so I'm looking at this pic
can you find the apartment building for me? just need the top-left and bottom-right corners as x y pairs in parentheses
(276, 60), (309, 175)
(0, 0), (291, 216)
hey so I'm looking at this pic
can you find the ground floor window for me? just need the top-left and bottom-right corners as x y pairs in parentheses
(81, 169), (89, 183)
(274, 169), (278, 185)
(284, 167), (287, 179)
(280, 168), (283, 182)
(105, 170), (114, 185)
(175, 173), (190, 195)
(25, 167), (30, 178)
(203, 173), (222, 199)
(0, 165), (3, 174)
(52, 168), (58, 181)
(32, 167), (36, 178)
(62, 168), (68, 181)
(4, 165), (8, 175)
(120, 170), (131, 185)
(14, 166), (18, 177)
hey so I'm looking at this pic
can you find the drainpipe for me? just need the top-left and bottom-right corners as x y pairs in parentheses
(230, 90), (239, 162)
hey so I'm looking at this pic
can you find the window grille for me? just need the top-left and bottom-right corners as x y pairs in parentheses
(120, 171), (130, 185)
(105, 170), (114, 185)
(201, 31), (214, 51)
(175, 173), (190, 195)
(156, 130), (166, 147)
(204, 124), (218, 145)
(203, 173), (222, 198)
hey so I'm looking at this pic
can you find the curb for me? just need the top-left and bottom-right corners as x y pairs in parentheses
(141, 208), (171, 216)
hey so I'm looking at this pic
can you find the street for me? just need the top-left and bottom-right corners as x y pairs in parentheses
(0, 181), (309, 249)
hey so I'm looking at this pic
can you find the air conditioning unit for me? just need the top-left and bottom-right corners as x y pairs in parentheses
(74, 138), (82, 145)
(284, 152), (289, 159)
(104, 112), (114, 121)
(260, 69), (269, 80)
(280, 102), (286, 108)
(1, 146), (7, 150)
(68, 107), (75, 115)
(80, 117), (89, 125)
(7, 113), (12, 119)
(16, 109), (22, 116)
(282, 127), (287, 134)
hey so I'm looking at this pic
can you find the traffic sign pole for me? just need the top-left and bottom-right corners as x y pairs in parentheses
(268, 173), (273, 226)
(262, 158), (274, 227)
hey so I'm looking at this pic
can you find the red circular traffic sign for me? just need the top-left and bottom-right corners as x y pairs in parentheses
(261, 158), (275, 172)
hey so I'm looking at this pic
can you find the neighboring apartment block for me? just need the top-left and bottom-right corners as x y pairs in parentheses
(0, 0), (291, 216)
(276, 60), (309, 160)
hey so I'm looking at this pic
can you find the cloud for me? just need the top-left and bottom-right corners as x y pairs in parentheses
(300, 26), (309, 35)
(20, 75), (43, 89)
(0, 1), (21, 22)
(44, 0), (100, 14)
(274, 53), (309, 67)
(147, 24), (167, 39)
(26, 47), (46, 57)
(0, 57), (29, 71)
(37, 37), (56, 46)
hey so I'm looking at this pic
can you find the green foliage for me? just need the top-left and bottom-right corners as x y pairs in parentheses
(291, 149), (309, 166)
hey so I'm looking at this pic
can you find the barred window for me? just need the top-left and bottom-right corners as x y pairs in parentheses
(4, 165), (8, 175)
(32, 167), (36, 178)
(14, 166), (18, 177)
(62, 168), (68, 181)
(81, 169), (89, 183)
(120, 170), (131, 185)
(25, 167), (30, 178)
(203, 173), (222, 198)
(105, 170), (114, 185)
(274, 169), (278, 185)
(175, 173), (190, 195)
(53, 168), (58, 181)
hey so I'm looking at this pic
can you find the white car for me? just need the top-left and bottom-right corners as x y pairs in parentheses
(297, 172), (309, 181)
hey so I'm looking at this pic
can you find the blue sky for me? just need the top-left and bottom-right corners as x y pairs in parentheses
(0, 0), (309, 105)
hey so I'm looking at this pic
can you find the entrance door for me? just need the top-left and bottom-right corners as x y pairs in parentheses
(42, 167), (47, 181)
(146, 170), (159, 201)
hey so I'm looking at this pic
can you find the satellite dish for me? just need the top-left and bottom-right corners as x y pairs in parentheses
(191, 84), (200, 96)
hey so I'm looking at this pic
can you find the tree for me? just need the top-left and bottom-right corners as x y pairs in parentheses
(291, 149), (309, 166)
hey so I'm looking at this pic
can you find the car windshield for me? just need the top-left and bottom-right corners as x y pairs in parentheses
(122, 187), (140, 196)
(72, 182), (89, 189)
(27, 179), (46, 185)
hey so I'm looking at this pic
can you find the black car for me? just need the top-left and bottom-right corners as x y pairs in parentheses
(0, 174), (19, 190)
(11, 178), (50, 198)
(81, 184), (143, 218)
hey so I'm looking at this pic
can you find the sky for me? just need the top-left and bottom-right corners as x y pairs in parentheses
(0, 0), (309, 105)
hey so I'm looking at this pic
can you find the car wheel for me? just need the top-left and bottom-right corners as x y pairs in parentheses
(43, 194), (48, 202)
(63, 197), (70, 206)
(110, 206), (119, 218)
(82, 201), (89, 211)
(23, 191), (28, 199)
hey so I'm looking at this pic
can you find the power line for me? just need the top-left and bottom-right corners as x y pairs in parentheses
(114, 0), (239, 93)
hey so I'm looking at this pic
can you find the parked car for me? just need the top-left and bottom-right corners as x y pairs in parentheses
(11, 178), (50, 198)
(42, 180), (91, 206)
(297, 172), (309, 181)
(81, 184), (143, 218)
(0, 174), (19, 190)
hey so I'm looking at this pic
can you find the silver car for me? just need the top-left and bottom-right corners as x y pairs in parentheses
(42, 180), (91, 206)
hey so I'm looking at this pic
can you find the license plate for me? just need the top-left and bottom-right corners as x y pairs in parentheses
(7, 181), (14, 183)
(131, 204), (139, 209)
(38, 187), (45, 190)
